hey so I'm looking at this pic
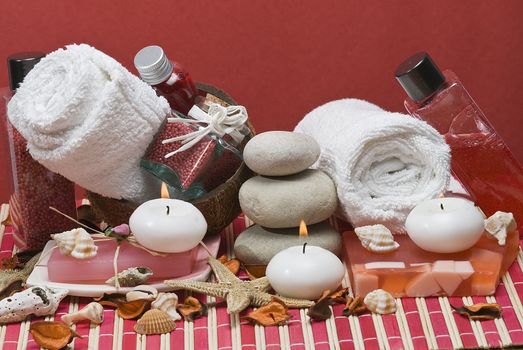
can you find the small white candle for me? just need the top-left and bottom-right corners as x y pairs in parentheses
(266, 244), (345, 300)
(405, 197), (485, 253)
(129, 198), (207, 253)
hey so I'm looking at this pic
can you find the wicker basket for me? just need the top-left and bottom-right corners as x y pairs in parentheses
(86, 83), (254, 235)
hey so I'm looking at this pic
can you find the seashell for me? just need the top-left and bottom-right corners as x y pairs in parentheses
(354, 225), (399, 253)
(0, 286), (68, 324)
(105, 267), (153, 287)
(484, 211), (516, 246)
(51, 228), (98, 259)
(134, 309), (177, 335)
(363, 289), (396, 315)
(61, 302), (104, 325)
(151, 293), (181, 321)
(126, 285), (158, 302)
(112, 223), (130, 236)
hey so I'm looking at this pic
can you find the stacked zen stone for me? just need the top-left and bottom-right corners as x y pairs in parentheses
(234, 131), (341, 267)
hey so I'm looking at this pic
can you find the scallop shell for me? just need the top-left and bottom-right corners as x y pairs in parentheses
(354, 225), (399, 253)
(484, 211), (516, 246)
(61, 302), (104, 325)
(105, 267), (153, 287)
(151, 293), (181, 321)
(0, 286), (68, 324)
(134, 309), (176, 335)
(363, 289), (396, 315)
(126, 285), (158, 302)
(51, 228), (98, 259)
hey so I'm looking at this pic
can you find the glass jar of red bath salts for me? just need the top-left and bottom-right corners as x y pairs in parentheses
(141, 107), (246, 201)
(396, 52), (523, 230)
(5, 53), (77, 249)
(134, 45), (198, 115)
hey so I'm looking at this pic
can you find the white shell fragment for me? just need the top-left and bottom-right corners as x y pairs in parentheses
(0, 286), (68, 324)
(354, 224), (399, 253)
(364, 289), (396, 315)
(52, 228), (98, 259)
(484, 211), (517, 246)
(105, 267), (153, 287)
(61, 302), (104, 325)
(151, 292), (181, 321)
(126, 285), (159, 302)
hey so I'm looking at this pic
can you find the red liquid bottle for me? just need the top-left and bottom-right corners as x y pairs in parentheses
(395, 52), (523, 231)
(134, 45), (197, 115)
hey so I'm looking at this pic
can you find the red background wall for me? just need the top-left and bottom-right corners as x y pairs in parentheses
(1, 1), (522, 203)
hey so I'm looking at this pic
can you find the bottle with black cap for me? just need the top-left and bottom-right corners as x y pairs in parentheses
(3, 52), (78, 250)
(395, 52), (523, 231)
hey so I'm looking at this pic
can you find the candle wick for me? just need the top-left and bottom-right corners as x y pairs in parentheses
(166, 205), (170, 215)
(440, 203), (444, 210)
(302, 242), (307, 254)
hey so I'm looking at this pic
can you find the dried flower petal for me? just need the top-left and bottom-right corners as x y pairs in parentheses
(94, 293), (127, 308)
(117, 299), (151, 320)
(177, 296), (208, 321)
(245, 298), (292, 326)
(30, 321), (81, 350)
(242, 264), (267, 280)
(307, 290), (333, 321)
(328, 288), (349, 304)
(343, 296), (368, 317)
(1, 213), (12, 226)
(218, 255), (241, 275)
(451, 303), (502, 321)
(1, 256), (19, 270)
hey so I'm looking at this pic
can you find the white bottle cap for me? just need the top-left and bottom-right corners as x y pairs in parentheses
(134, 45), (173, 85)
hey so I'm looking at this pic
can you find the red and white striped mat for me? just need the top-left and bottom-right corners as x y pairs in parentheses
(1, 203), (522, 350)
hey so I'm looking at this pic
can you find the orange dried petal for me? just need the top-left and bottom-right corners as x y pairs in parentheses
(30, 321), (81, 350)
(1, 212), (12, 226)
(243, 265), (267, 280)
(177, 296), (208, 321)
(217, 255), (241, 275)
(245, 298), (292, 326)
(117, 299), (150, 320)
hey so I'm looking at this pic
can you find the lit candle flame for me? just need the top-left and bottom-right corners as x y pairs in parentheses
(161, 182), (170, 199)
(299, 219), (308, 238)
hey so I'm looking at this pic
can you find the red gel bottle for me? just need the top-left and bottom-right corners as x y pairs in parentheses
(134, 45), (197, 115)
(395, 52), (523, 230)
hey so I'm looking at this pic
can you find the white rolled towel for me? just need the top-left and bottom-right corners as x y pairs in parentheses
(8, 44), (171, 202)
(295, 98), (451, 231)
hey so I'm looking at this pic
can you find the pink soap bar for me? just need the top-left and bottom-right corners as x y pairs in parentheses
(343, 226), (520, 297)
(47, 240), (196, 283)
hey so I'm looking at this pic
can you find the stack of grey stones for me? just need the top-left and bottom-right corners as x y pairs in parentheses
(234, 131), (342, 268)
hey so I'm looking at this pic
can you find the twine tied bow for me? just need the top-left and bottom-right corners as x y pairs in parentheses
(162, 103), (248, 158)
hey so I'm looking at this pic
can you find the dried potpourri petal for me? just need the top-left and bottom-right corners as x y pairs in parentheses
(177, 296), (208, 321)
(343, 296), (368, 317)
(328, 288), (349, 304)
(94, 293), (128, 308)
(218, 255), (241, 275)
(451, 303), (502, 321)
(241, 264), (266, 280)
(307, 290), (333, 321)
(117, 299), (151, 320)
(30, 321), (81, 350)
(245, 298), (292, 326)
(1, 256), (19, 270)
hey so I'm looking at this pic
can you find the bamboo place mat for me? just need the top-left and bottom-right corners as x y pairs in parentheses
(1, 203), (523, 350)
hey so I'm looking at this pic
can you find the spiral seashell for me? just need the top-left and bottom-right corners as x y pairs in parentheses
(126, 285), (158, 302)
(61, 302), (104, 325)
(151, 293), (181, 320)
(354, 224), (399, 253)
(105, 267), (153, 287)
(363, 289), (396, 315)
(134, 309), (176, 335)
(485, 211), (516, 246)
(0, 286), (68, 324)
(52, 228), (98, 259)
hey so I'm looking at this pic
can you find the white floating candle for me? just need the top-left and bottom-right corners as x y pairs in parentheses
(129, 198), (207, 253)
(405, 197), (485, 253)
(266, 243), (345, 300)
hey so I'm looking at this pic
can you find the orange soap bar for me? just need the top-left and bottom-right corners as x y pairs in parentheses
(343, 227), (519, 298)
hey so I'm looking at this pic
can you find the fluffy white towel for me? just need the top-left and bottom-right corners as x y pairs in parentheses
(8, 44), (170, 203)
(295, 98), (451, 231)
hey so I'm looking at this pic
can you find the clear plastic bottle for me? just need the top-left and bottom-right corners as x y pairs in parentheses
(134, 45), (198, 115)
(5, 52), (77, 249)
(395, 52), (523, 228)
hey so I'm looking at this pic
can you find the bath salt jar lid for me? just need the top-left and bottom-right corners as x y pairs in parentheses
(134, 45), (173, 85)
